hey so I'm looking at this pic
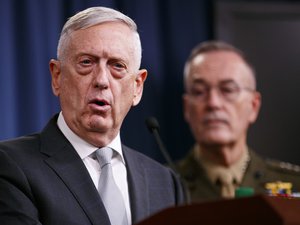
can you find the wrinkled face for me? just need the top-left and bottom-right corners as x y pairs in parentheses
(183, 51), (261, 147)
(50, 22), (147, 146)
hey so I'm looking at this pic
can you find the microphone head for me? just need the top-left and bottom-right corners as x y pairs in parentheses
(145, 117), (160, 133)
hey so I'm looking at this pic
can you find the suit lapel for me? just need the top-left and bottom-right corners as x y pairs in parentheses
(40, 116), (111, 225)
(122, 146), (149, 224)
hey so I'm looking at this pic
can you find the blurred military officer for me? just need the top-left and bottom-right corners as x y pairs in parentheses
(177, 40), (300, 202)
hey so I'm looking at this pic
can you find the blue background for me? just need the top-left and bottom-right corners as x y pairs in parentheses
(1, 0), (298, 164)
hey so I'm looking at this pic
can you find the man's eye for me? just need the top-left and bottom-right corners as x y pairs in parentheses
(80, 59), (92, 66)
(191, 89), (206, 96)
(220, 86), (238, 94)
(112, 62), (126, 70)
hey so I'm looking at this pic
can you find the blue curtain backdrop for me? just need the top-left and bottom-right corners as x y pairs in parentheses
(0, 0), (212, 162)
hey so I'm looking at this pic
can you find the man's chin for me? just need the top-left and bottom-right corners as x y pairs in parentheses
(84, 117), (111, 132)
(200, 133), (232, 145)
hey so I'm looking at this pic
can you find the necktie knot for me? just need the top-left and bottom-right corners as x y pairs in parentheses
(96, 147), (113, 168)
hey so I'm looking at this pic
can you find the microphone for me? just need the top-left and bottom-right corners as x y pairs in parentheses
(145, 116), (191, 204)
(145, 117), (177, 172)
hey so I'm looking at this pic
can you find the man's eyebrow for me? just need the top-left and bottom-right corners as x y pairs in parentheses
(192, 78), (237, 85)
(192, 78), (206, 85)
(219, 79), (237, 85)
(74, 52), (98, 59)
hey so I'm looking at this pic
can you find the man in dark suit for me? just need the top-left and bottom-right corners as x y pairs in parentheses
(176, 41), (300, 202)
(0, 7), (185, 225)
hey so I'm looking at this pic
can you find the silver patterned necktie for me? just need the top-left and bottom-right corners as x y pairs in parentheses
(96, 147), (128, 225)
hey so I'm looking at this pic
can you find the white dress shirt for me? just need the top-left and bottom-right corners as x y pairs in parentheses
(57, 112), (131, 224)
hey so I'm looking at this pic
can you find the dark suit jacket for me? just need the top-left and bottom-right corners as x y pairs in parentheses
(0, 115), (185, 225)
(177, 147), (300, 203)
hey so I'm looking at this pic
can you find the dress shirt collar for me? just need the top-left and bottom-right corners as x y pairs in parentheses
(57, 112), (125, 164)
(193, 144), (249, 185)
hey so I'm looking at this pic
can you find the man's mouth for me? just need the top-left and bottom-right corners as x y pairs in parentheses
(90, 99), (109, 106)
(202, 113), (229, 126)
(88, 99), (111, 112)
(203, 117), (228, 126)
(91, 99), (109, 106)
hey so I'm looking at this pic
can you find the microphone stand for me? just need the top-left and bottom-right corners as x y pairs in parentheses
(145, 117), (191, 204)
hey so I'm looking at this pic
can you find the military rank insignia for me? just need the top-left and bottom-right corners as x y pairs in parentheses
(265, 181), (300, 198)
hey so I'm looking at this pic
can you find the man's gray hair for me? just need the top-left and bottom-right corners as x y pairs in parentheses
(57, 7), (142, 68)
(183, 40), (256, 90)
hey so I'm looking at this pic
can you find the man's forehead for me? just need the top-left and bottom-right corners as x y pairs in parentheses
(191, 51), (244, 70)
(189, 51), (253, 85)
(65, 24), (134, 58)
(192, 54), (206, 66)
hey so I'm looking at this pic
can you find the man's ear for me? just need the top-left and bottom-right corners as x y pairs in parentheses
(132, 69), (148, 106)
(49, 59), (61, 97)
(249, 91), (262, 123)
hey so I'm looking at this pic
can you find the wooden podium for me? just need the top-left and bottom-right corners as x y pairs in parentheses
(136, 195), (300, 225)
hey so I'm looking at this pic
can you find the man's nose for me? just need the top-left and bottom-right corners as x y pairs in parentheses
(206, 88), (223, 108)
(93, 64), (110, 89)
